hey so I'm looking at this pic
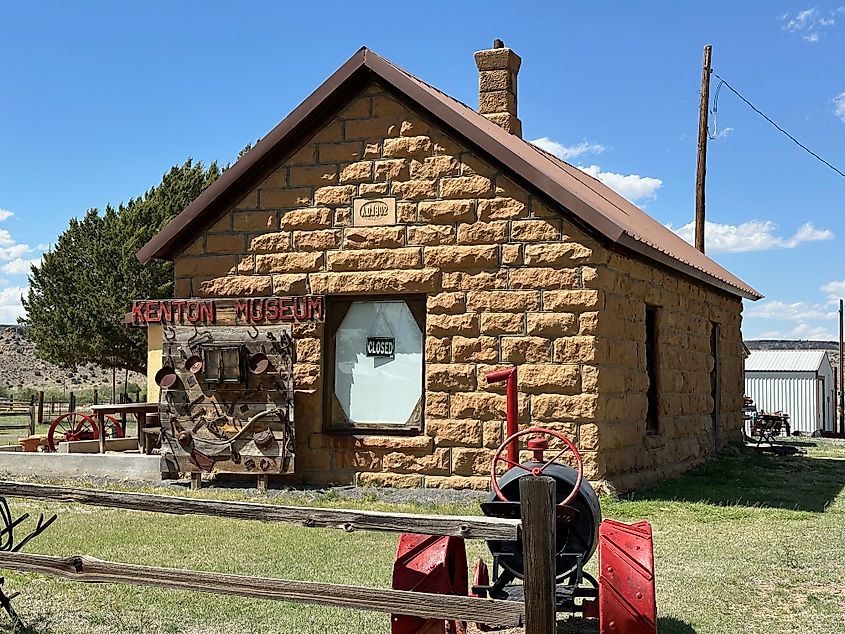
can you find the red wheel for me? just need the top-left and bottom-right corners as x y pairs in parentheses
(47, 412), (98, 452)
(103, 415), (125, 439)
(491, 427), (583, 506)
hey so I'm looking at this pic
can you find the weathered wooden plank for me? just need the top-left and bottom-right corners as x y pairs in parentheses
(0, 551), (522, 626)
(0, 481), (519, 540)
(520, 476), (557, 634)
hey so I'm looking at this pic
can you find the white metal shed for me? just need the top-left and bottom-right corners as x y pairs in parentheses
(744, 350), (836, 433)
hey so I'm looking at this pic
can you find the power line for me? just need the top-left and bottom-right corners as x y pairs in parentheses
(711, 70), (845, 179)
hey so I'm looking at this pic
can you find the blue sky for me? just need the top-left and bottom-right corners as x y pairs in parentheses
(1, 1), (843, 339)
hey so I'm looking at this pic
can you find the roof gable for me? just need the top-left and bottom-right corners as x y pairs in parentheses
(137, 47), (761, 300)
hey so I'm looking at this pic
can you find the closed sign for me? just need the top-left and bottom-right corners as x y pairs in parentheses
(366, 337), (395, 358)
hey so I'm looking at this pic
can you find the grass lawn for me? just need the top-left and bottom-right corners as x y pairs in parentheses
(0, 439), (843, 633)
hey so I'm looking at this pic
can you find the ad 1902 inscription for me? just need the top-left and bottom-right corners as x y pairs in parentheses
(353, 197), (397, 226)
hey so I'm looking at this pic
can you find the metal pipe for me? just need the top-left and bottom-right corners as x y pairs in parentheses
(485, 367), (518, 464)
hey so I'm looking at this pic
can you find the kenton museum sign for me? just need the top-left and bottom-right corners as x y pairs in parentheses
(130, 296), (326, 326)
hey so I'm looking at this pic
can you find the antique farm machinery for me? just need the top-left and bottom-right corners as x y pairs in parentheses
(392, 369), (657, 634)
(46, 411), (125, 452)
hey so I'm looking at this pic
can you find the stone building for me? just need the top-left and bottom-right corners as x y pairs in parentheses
(137, 44), (761, 492)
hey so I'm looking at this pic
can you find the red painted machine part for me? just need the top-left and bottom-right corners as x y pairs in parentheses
(484, 367), (518, 465)
(490, 427), (584, 507)
(391, 533), (468, 634)
(469, 559), (492, 632)
(598, 519), (657, 634)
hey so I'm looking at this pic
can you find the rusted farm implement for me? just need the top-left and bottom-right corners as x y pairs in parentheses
(45, 411), (125, 451)
(391, 368), (656, 633)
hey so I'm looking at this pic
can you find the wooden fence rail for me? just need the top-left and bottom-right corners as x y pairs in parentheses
(0, 481), (520, 541)
(0, 552), (524, 627)
(0, 478), (557, 632)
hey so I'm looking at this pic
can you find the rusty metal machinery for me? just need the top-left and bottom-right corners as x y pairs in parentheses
(157, 324), (295, 478)
(391, 369), (657, 634)
(46, 412), (125, 452)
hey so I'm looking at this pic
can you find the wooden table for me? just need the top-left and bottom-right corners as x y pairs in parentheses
(90, 403), (159, 453)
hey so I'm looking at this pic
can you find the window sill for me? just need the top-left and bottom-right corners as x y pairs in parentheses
(325, 425), (422, 436)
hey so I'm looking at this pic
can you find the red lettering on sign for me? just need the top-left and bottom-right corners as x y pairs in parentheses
(307, 296), (324, 321)
(293, 297), (308, 321)
(145, 302), (160, 323)
(130, 297), (324, 325)
(250, 299), (265, 322)
(131, 302), (145, 325)
(279, 297), (293, 321)
(199, 301), (215, 324)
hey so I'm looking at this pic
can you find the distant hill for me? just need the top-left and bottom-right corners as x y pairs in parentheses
(0, 325), (145, 393)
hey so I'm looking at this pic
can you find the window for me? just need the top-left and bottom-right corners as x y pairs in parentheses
(324, 296), (425, 431)
(203, 346), (244, 384)
(710, 322), (721, 447)
(645, 306), (659, 435)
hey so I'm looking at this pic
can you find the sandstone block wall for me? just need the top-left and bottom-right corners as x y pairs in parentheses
(167, 82), (746, 492)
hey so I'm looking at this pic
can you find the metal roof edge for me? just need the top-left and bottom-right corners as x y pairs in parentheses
(616, 233), (763, 300)
(136, 48), (371, 263)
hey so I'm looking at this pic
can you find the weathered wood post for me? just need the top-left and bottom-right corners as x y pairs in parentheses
(37, 391), (44, 426)
(69, 392), (76, 413)
(28, 395), (36, 436)
(519, 476), (556, 634)
(93, 389), (98, 406)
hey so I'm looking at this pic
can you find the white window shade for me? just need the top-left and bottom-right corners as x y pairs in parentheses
(333, 300), (423, 425)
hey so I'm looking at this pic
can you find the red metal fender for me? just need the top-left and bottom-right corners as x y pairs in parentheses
(391, 534), (468, 634)
(598, 519), (657, 634)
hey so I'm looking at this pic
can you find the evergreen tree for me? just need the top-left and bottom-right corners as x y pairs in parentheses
(22, 160), (222, 373)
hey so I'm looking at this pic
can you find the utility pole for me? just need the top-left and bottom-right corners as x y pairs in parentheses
(834, 299), (845, 434)
(695, 44), (713, 254)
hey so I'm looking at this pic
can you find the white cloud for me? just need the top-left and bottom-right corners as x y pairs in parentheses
(746, 300), (835, 321)
(712, 126), (734, 140)
(670, 220), (833, 253)
(530, 137), (606, 160)
(833, 92), (845, 122)
(529, 136), (662, 203)
(578, 165), (663, 202)
(0, 209), (13, 222)
(0, 257), (41, 276)
(821, 279), (845, 300)
(0, 287), (27, 324)
(780, 7), (841, 41)
(0, 222), (46, 266)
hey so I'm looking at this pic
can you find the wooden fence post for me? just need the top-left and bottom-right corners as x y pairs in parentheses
(519, 476), (556, 634)
(69, 392), (76, 413)
(37, 391), (44, 425)
(28, 396), (36, 436)
(93, 389), (98, 406)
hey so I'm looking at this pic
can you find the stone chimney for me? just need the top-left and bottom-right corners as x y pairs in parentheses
(474, 39), (522, 137)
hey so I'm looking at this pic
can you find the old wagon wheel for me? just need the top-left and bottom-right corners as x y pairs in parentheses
(102, 415), (125, 440)
(47, 412), (99, 452)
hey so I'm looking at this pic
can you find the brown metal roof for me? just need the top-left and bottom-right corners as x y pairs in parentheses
(137, 47), (762, 300)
